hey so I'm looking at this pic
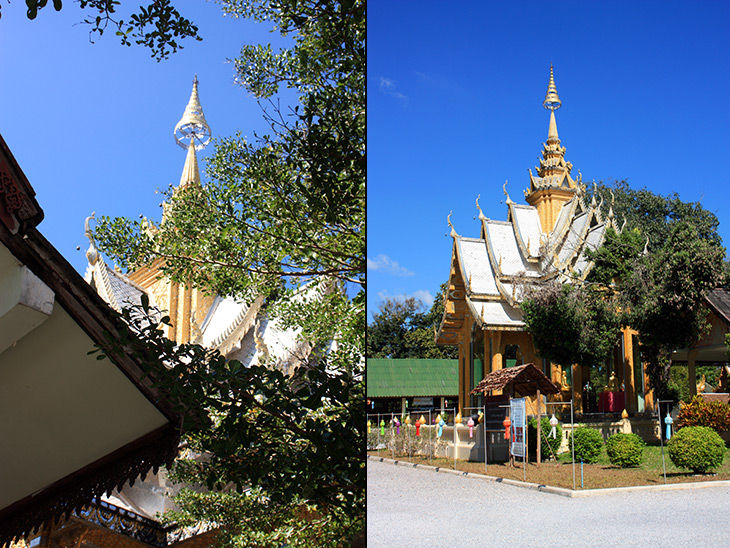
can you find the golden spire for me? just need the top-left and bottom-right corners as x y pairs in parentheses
(179, 137), (201, 187)
(174, 75), (211, 150)
(543, 64), (561, 111)
(173, 76), (210, 188)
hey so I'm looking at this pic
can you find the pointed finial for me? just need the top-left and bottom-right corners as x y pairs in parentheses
(84, 212), (98, 265)
(174, 75), (212, 150)
(476, 195), (487, 222)
(543, 64), (561, 111)
(503, 180), (514, 205)
(447, 211), (458, 239)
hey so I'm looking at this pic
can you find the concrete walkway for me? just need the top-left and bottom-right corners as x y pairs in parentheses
(368, 457), (730, 547)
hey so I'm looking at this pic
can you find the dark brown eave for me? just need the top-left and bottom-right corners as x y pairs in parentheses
(705, 288), (730, 325)
(0, 133), (44, 234)
(0, 424), (180, 546)
(0, 133), (183, 543)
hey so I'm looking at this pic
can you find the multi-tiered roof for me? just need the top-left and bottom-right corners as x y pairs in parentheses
(437, 66), (619, 344)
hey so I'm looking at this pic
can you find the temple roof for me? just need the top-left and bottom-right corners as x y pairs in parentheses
(436, 67), (618, 344)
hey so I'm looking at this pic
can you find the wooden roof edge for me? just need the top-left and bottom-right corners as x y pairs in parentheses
(0, 134), (45, 235)
(470, 363), (560, 396)
(0, 424), (180, 545)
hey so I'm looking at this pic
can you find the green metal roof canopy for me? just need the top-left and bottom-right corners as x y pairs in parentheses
(366, 358), (458, 398)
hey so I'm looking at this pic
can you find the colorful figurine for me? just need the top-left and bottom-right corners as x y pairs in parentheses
(415, 420), (421, 436)
(455, 412), (462, 424)
(367, 420), (371, 434)
(467, 417), (474, 438)
(393, 417), (401, 435)
(503, 416), (511, 441)
(380, 419), (385, 436)
(437, 417), (445, 438)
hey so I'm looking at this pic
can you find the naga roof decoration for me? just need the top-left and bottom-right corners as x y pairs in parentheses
(436, 66), (619, 344)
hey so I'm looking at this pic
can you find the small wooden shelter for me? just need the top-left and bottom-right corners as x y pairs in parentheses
(470, 363), (560, 398)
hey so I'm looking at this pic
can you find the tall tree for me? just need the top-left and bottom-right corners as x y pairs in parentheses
(621, 222), (725, 399)
(521, 281), (622, 371)
(93, 0), (365, 546)
(523, 183), (726, 402)
(367, 284), (459, 359)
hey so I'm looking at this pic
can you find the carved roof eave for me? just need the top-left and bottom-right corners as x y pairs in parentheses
(541, 195), (581, 263)
(436, 239), (467, 345)
(213, 294), (265, 355)
(91, 260), (149, 313)
(466, 296), (525, 332)
(506, 201), (540, 263)
(552, 211), (596, 271)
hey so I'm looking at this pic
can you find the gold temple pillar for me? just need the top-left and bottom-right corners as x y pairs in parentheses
(490, 331), (503, 395)
(623, 330), (636, 413)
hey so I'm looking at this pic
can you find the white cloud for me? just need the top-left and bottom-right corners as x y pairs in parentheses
(378, 76), (408, 102)
(411, 290), (434, 308)
(367, 254), (414, 276)
(376, 289), (434, 308)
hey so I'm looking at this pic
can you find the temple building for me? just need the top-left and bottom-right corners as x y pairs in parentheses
(85, 77), (310, 372)
(51, 77), (317, 545)
(436, 66), (652, 417)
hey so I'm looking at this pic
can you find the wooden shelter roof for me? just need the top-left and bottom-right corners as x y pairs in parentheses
(470, 363), (560, 397)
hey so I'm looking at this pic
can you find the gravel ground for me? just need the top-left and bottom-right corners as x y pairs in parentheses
(368, 459), (730, 547)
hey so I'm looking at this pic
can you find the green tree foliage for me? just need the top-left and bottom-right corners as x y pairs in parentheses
(592, 180), (722, 253)
(524, 182), (726, 402)
(16, 1), (201, 60)
(521, 281), (621, 370)
(94, 300), (361, 547)
(621, 222), (725, 399)
(92, 1), (364, 545)
(367, 284), (458, 359)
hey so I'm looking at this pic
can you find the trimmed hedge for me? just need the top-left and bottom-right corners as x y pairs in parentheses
(568, 427), (603, 464)
(606, 433), (645, 468)
(667, 426), (724, 474)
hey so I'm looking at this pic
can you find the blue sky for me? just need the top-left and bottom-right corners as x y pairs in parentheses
(0, 2), (291, 274)
(367, 0), (730, 321)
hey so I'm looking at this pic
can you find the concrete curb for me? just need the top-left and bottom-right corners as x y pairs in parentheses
(367, 454), (730, 498)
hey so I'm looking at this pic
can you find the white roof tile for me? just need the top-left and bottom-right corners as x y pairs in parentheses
(485, 221), (540, 277)
(512, 205), (543, 256)
(458, 238), (498, 296)
(470, 298), (524, 328)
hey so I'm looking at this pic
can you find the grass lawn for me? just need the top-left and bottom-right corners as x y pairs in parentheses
(367, 443), (730, 490)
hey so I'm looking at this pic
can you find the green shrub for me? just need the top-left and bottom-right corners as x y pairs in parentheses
(528, 416), (562, 460)
(568, 427), (603, 464)
(667, 426), (724, 474)
(677, 396), (730, 434)
(605, 433), (645, 467)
